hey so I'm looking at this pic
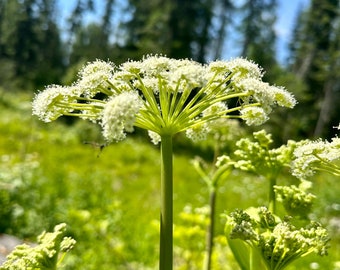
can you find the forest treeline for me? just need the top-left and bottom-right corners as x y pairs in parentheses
(0, 0), (339, 140)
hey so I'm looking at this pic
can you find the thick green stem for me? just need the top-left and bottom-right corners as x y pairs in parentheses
(160, 135), (173, 270)
(249, 247), (254, 270)
(204, 188), (216, 270)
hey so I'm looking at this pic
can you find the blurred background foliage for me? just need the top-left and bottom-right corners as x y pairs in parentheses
(0, 0), (340, 269)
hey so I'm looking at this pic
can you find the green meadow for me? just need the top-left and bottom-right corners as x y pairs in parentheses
(1, 89), (339, 269)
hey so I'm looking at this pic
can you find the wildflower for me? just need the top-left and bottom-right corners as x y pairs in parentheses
(76, 59), (115, 97)
(148, 130), (161, 145)
(274, 180), (316, 218)
(101, 91), (143, 142)
(32, 55), (296, 143)
(208, 58), (263, 81)
(271, 86), (297, 108)
(32, 85), (78, 122)
(228, 209), (258, 242)
(291, 138), (340, 179)
(216, 130), (296, 176)
(185, 123), (210, 142)
(32, 55), (297, 270)
(0, 223), (76, 270)
(225, 207), (330, 270)
(240, 107), (269, 126)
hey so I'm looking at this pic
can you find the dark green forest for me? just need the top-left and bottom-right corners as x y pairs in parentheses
(0, 0), (339, 139)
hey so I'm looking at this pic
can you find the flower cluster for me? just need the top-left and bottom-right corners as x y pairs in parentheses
(32, 55), (296, 143)
(0, 223), (76, 270)
(291, 137), (340, 179)
(101, 91), (143, 141)
(274, 180), (316, 218)
(225, 207), (330, 270)
(216, 130), (299, 176)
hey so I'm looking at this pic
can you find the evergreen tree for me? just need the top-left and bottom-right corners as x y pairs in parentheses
(289, 0), (340, 138)
(67, 0), (118, 70)
(67, 0), (94, 44)
(211, 0), (235, 59)
(123, 0), (172, 59)
(0, 0), (65, 89)
(314, 10), (340, 137)
(168, 0), (213, 62)
(123, 0), (223, 62)
(238, 0), (279, 81)
(69, 23), (112, 64)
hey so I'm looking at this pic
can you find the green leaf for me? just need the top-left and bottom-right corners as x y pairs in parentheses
(225, 218), (267, 270)
(225, 219), (251, 270)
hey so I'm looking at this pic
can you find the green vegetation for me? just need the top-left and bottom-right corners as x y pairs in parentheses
(0, 88), (339, 269)
(0, 223), (76, 270)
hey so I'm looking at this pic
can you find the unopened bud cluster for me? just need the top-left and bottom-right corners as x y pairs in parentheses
(225, 207), (329, 270)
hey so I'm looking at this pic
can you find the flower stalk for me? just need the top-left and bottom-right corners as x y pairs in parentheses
(193, 158), (232, 270)
(204, 188), (216, 270)
(268, 175), (277, 214)
(160, 135), (173, 270)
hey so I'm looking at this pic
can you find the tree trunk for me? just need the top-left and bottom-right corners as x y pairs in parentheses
(314, 80), (334, 137)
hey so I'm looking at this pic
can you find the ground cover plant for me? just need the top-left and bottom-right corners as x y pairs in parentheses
(0, 54), (339, 270)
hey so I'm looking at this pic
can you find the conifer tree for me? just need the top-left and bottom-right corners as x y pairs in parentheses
(289, 0), (340, 138)
(211, 0), (234, 59)
(123, 0), (229, 62)
(0, 0), (65, 88)
(238, 0), (278, 79)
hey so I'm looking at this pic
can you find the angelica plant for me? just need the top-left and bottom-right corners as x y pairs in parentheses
(32, 55), (296, 270)
(192, 156), (232, 270)
(216, 129), (336, 270)
(224, 207), (329, 270)
(291, 136), (340, 179)
(187, 119), (244, 270)
(0, 223), (76, 270)
(216, 130), (301, 213)
(274, 180), (316, 219)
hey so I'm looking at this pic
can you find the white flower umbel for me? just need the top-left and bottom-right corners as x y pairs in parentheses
(148, 130), (161, 145)
(1, 223), (76, 270)
(32, 85), (79, 122)
(33, 55), (296, 140)
(101, 92), (143, 142)
(240, 107), (269, 126)
(32, 55), (297, 270)
(292, 137), (340, 179)
(77, 59), (116, 97)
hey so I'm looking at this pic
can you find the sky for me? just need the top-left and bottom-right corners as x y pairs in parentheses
(275, 0), (310, 63)
(58, 0), (311, 65)
(219, 0), (310, 64)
